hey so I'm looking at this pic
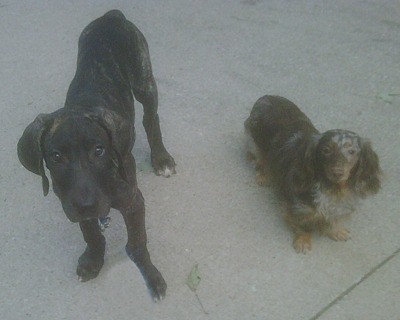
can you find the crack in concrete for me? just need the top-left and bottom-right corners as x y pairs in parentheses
(310, 246), (400, 320)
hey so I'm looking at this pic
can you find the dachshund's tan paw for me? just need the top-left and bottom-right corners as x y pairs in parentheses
(293, 234), (312, 254)
(328, 228), (351, 241)
(256, 172), (268, 186)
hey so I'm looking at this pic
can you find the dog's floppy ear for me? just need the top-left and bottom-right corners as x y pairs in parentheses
(17, 113), (55, 196)
(288, 134), (320, 194)
(303, 134), (320, 178)
(86, 108), (133, 182)
(352, 138), (382, 197)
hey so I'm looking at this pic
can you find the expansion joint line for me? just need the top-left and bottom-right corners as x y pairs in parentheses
(310, 246), (400, 320)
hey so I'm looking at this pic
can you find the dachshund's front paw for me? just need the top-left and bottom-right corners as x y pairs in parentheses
(293, 233), (312, 254)
(328, 228), (351, 242)
(256, 171), (269, 186)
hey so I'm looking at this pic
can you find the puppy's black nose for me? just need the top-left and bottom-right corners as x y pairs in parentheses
(72, 191), (97, 213)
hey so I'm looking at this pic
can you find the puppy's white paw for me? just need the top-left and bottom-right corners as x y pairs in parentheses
(156, 166), (176, 177)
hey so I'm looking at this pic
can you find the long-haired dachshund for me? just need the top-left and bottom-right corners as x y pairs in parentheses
(245, 95), (381, 253)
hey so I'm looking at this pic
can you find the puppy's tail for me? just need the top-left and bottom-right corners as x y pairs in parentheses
(103, 9), (126, 20)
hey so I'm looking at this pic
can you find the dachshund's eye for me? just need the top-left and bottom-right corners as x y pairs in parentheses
(94, 145), (105, 157)
(322, 146), (331, 155)
(52, 152), (62, 163)
(348, 149), (355, 155)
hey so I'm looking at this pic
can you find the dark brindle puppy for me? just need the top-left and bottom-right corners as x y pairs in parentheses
(17, 10), (176, 301)
(245, 95), (381, 253)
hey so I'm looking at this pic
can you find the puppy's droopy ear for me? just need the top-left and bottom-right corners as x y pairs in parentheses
(17, 113), (55, 196)
(352, 138), (382, 197)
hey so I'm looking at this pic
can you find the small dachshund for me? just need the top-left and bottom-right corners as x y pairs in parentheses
(245, 95), (381, 253)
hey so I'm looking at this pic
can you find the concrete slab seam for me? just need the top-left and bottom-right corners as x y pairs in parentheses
(309, 246), (400, 320)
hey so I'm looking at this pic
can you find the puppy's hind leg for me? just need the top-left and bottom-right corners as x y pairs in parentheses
(127, 31), (176, 177)
(134, 77), (176, 177)
(77, 219), (106, 282)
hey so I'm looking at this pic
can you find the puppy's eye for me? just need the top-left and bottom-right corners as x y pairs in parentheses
(94, 145), (105, 157)
(348, 149), (355, 155)
(52, 152), (62, 163)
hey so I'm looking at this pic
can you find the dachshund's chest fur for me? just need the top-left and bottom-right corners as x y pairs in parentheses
(291, 183), (359, 222)
(311, 183), (358, 220)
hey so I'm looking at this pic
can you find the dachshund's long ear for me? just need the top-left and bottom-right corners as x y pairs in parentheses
(85, 108), (133, 182)
(17, 113), (55, 196)
(352, 138), (382, 197)
(292, 134), (320, 193)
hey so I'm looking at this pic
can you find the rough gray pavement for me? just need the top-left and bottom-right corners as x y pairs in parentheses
(1, 1), (399, 319)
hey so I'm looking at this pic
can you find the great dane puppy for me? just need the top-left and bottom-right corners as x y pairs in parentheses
(17, 10), (176, 301)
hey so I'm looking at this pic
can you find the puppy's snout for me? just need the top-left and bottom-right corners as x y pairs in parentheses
(72, 188), (97, 213)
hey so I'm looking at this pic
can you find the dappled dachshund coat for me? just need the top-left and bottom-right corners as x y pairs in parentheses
(245, 95), (381, 253)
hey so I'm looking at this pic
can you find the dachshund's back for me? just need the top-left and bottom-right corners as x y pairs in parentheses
(244, 95), (319, 195)
(245, 95), (318, 155)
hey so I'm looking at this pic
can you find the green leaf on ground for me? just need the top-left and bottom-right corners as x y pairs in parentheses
(376, 92), (400, 104)
(186, 264), (201, 292)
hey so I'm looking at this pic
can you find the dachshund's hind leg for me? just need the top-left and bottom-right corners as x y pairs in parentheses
(245, 132), (269, 186)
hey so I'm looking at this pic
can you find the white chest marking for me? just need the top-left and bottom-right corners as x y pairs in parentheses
(313, 184), (358, 219)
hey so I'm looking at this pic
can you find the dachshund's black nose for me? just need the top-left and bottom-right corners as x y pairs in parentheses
(332, 168), (345, 180)
(333, 172), (344, 179)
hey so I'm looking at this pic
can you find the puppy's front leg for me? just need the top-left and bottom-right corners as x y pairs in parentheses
(77, 219), (106, 281)
(121, 189), (167, 301)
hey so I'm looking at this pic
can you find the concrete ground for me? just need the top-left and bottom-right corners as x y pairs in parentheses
(1, 1), (399, 319)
